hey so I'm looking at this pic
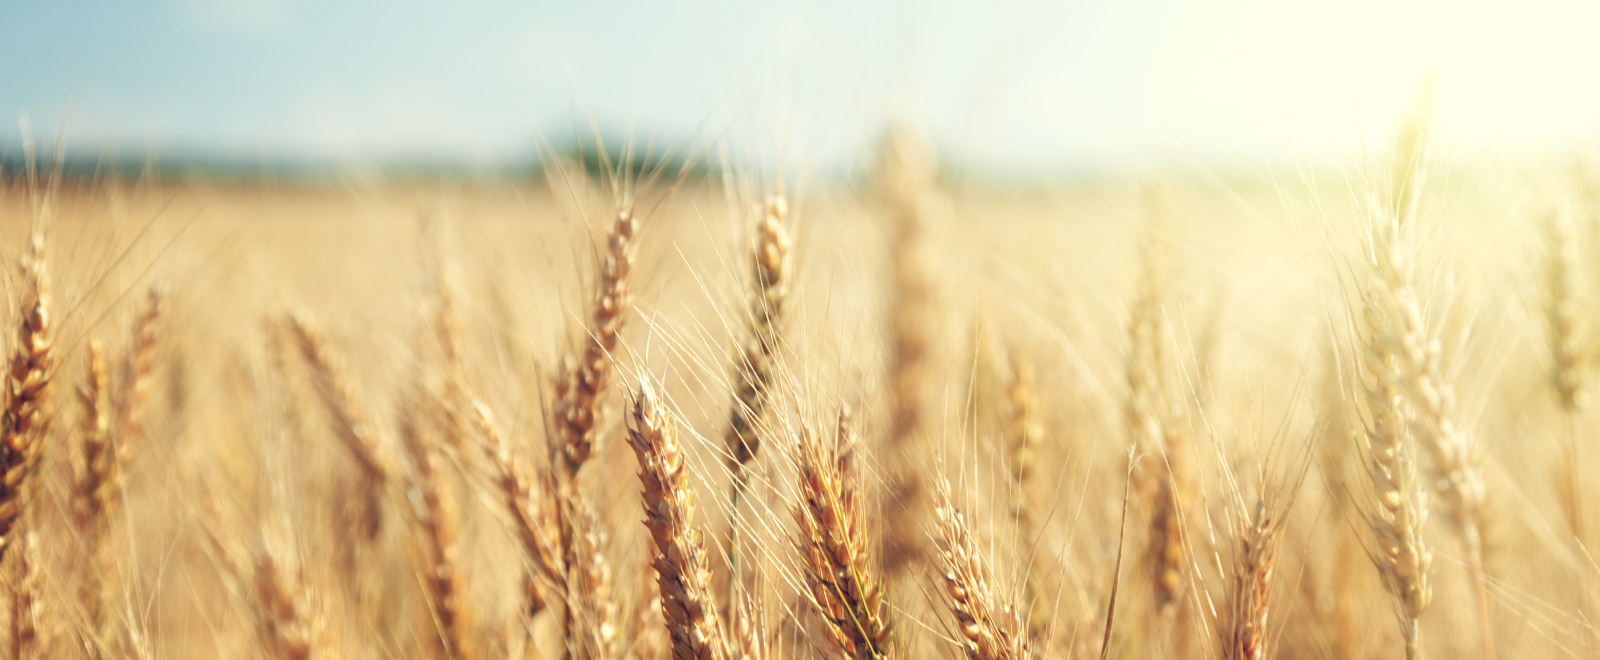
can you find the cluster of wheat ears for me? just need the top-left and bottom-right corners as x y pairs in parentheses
(0, 114), (1597, 660)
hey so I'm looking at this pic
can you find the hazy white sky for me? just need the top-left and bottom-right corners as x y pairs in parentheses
(4, 0), (1599, 173)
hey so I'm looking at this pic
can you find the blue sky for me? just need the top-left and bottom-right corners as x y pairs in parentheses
(5, 0), (1600, 174)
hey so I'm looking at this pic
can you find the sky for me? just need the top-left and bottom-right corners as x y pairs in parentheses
(4, 0), (1600, 175)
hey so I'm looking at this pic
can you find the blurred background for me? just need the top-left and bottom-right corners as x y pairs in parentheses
(6, 0), (1600, 181)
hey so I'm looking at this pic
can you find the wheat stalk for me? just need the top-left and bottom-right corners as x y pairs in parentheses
(725, 193), (792, 470)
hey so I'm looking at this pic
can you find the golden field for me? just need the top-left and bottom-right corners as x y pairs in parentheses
(0, 132), (1595, 660)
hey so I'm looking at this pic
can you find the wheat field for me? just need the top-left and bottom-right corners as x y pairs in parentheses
(0, 122), (1595, 660)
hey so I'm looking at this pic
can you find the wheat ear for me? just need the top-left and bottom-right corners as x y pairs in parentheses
(1545, 208), (1588, 414)
(1544, 209), (1592, 558)
(725, 193), (792, 470)
(254, 546), (327, 660)
(627, 381), (731, 660)
(469, 401), (563, 615)
(935, 479), (1032, 660)
(1003, 357), (1051, 645)
(283, 311), (390, 538)
(284, 311), (390, 485)
(1123, 217), (1189, 617)
(556, 493), (619, 660)
(1364, 191), (1493, 659)
(114, 285), (163, 453)
(1223, 501), (1286, 660)
(1354, 214), (1433, 658)
(75, 338), (113, 631)
(795, 406), (891, 659)
(556, 204), (638, 474)
(0, 233), (52, 563)
(398, 398), (474, 660)
(725, 194), (793, 588)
